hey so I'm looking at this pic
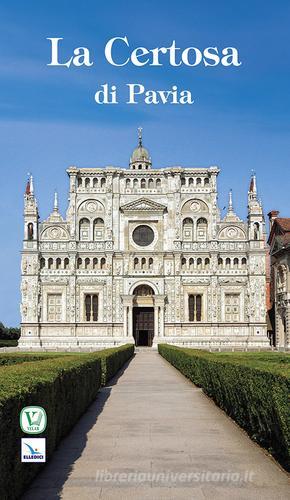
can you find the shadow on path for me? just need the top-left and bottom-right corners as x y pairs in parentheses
(21, 356), (135, 500)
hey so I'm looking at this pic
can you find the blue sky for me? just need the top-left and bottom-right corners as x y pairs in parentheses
(0, 0), (290, 326)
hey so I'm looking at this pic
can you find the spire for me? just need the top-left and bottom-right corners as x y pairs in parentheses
(25, 173), (34, 196)
(25, 178), (30, 195)
(249, 171), (257, 196)
(223, 188), (241, 222)
(54, 191), (58, 211)
(45, 190), (63, 222)
(138, 126), (143, 147)
(30, 175), (34, 195)
(228, 189), (233, 213)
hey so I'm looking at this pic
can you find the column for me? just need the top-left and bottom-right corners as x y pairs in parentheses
(159, 306), (164, 337)
(154, 305), (159, 337)
(123, 306), (127, 337)
(128, 305), (133, 338)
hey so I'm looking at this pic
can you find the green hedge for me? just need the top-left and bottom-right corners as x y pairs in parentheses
(158, 344), (290, 471)
(0, 339), (18, 348)
(0, 344), (134, 499)
(0, 353), (68, 366)
(98, 344), (135, 385)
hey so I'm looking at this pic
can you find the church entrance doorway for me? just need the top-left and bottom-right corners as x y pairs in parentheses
(133, 307), (154, 347)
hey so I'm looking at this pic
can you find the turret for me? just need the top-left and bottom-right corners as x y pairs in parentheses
(24, 175), (39, 242)
(247, 173), (265, 241)
(129, 127), (152, 170)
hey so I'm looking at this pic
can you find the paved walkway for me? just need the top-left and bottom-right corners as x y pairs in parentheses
(23, 351), (289, 500)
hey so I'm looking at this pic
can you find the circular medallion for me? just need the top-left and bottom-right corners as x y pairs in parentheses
(132, 225), (154, 246)
(50, 228), (61, 239)
(190, 202), (201, 212)
(86, 202), (97, 212)
(227, 227), (238, 238)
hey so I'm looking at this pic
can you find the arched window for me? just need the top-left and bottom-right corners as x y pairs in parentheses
(196, 178), (202, 185)
(233, 258), (239, 269)
(254, 222), (260, 240)
(78, 177), (82, 187)
(85, 257), (90, 270)
(138, 164), (142, 169)
(141, 257), (146, 269)
(27, 223), (34, 240)
(77, 258), (82, 269)
(197, 258), (202, 270)
(85, 178), (90, 188)
(204, 178), (209, 185)
(181, 177), (186, 186)
(189, 178), (193, 185)
(64, 258), (69, 270)
(79, 218), (90, 241)
(189, 258), (194, 270)
(183, 217), (193, 241)
(149, 257), (153, 269)
(134, 257), (139, 270)
(205, 258), (210, 269)
(156, 179), (161, 188)
(226, 258), (231, 269)
(148, 178), (154, 189)
(40, 258), (45, 269)
(197, 218), (208, 241)
(100, 257), (106, 270)
(93, 257), (98, 269)
(93, 178), (98, 187)
(48, 258), (53, 270)
(126, 178), (131, 188)
(93, 218), (104, 241)
(133, 178), (138, 188)
(181, 257), (187, 269)
(218, 258), (223, 268)
(100, 178), (106, 187)
(189, 294), (202, 322)
(133, 285), (155, 296)
(242, 257), (247, 268)
(56, 258), (61, 270)
(141, 178), (146, 188)
(85, 294), (98, 322)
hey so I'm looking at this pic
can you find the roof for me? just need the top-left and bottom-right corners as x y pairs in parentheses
(275, 218), (290, 232)
(268, 216), (290, 249)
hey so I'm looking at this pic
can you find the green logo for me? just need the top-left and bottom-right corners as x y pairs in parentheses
(20, 406), (47, 434)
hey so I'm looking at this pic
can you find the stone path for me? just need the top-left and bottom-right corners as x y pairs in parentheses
(22, 351), (289, 500)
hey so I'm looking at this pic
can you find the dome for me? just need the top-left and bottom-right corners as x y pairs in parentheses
(131, 145), (150, 162)
(129, 127), (152, 170)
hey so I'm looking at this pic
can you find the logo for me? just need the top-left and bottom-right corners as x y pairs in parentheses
(21, 438), (46, 462)
(20, 406), (47, 434)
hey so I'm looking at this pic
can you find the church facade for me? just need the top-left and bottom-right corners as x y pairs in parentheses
(20, 131), (269, 349)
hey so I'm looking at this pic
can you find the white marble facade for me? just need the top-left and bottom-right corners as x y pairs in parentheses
(20, 131), (269, 349)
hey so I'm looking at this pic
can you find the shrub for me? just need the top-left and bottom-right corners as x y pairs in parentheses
(97, 344), (135, 385)
(0, 339), (18, 348)
(0, 344), (134, 499)
(158, 344), (290, 471)
(0, 353), (67, 366)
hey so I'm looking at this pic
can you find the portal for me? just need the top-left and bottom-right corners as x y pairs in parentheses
(133, 307), (154, 347)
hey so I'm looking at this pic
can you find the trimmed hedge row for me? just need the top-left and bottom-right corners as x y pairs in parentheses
(158, 344), (290, 471)
(0, 344), (134, 499)
(0, 339), (18, 348)
(0, 353), (67, 366)
(98, 344), (135, 385)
